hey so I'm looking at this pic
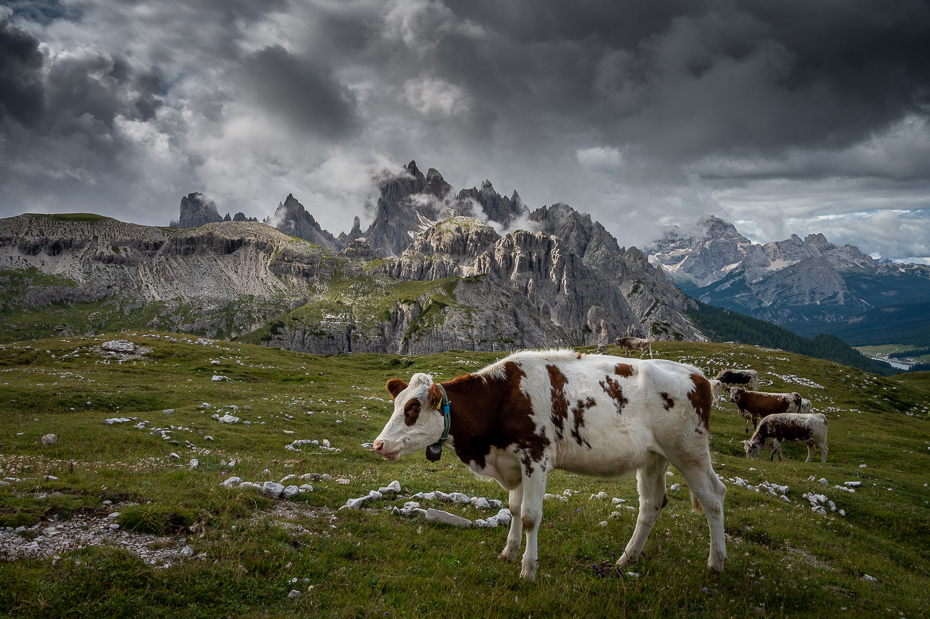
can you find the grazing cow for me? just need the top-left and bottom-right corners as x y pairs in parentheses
(373, 350), (727, 580)
(714, 369), (760, 392)
(708, 379), (724, 409)
(742, 413), (828, 462)
(616, 336), (653, 358)
(728, 387), (802, 433)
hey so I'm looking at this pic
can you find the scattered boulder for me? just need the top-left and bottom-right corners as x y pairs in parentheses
(262, 482), (285, 499)
(102, 340), (135, 353)
(40, 434), (58, 446)
(425, 509), (472, 528)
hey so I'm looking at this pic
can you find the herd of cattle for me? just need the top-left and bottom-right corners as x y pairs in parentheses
(709, 368), (828, 463)
(373, 347), (829, 579)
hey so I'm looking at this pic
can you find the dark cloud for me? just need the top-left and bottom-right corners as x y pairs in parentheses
(239, 45), (356, 139)
(1, 0), (930, 261)
(0, 12), (45, 126)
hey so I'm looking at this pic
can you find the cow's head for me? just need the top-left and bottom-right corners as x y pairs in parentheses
(728, 386), (744, 403)
(741, 439), (760, 459)
(372, 373), (447, 460)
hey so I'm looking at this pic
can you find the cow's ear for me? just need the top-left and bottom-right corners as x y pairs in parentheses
(428, 383), (444, 409)
(386, 379), (408, 400)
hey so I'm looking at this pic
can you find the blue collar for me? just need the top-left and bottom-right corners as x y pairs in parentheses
(436, 383), (451, 444)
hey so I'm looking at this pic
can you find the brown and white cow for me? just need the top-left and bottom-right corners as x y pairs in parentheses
(728, 387), (803, 432)
(373, 350), (727, 580)
(616, 336), (653, 358)
(714, 369), (760, 392)
(742, 413), (828, 462)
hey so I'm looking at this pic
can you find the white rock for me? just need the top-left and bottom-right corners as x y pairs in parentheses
(211, 375), (231, 382)
(670, 484), (681, 491)
(282, 485), (300, 499)
(279, 474), (296, 484)
(612, 498), (627, 504)
(217, 414), (240, 424)
(169, 453), (180, 460)
(342, 497), (367, 510)
(41, 434), (58, 446)
(102, 340), (135, 353)
(378, 480), (402, 495)
(448, 492), (470, 504)
(180, 545), (193, 558)
(107, 512), (121, 520)
(221, 477), (242, 487)
(298, 484), (313, 493)
(473, 497), (491, 510)
(589, 491), (608, 500)
(189, 459), (199, 469)
(197, 403), (211, 409)
(262, 482), (285, 499)
(288, 590), (301, 599)
(109, 524), (120, 531)
(862, 574), (877, 582)
(859, 464), (867, 468)
(239, 482), (262, 491)
(844, 481), (862, 487)
(163, 409), (175, 415)
(425, 509), (472, 527)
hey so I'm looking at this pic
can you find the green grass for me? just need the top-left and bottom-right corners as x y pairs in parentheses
(1, 335), (929, 617)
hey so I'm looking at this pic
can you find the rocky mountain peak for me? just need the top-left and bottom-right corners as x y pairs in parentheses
(172, 193), (223, 228)
(268, 194), (338, 251)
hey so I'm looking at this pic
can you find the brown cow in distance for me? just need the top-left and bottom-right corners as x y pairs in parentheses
(728, 387), (803, 433)
(616, 336), (653, 358)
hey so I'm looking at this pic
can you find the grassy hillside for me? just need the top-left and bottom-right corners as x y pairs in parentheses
(686, 301), (899, 376)
(1, 335), (929, 617)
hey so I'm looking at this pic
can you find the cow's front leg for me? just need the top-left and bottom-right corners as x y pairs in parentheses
(518, 467), (549, 581)
(499, 485), (523, 562)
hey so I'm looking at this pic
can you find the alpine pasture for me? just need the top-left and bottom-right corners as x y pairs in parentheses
(1, 334), (928, 618)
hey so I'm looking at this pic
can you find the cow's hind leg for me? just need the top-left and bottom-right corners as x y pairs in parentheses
(678, 461), (727, 572)
(517, 466), (549, 581)
(806, 440), (816, 462)
(499, 485), (524, 562)
(618, 452), (668, 568)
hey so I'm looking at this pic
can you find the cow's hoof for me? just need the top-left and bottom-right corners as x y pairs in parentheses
(617, 552), (636, 567)
(519, 563), (538, 581)
(498, 549), (518, 562)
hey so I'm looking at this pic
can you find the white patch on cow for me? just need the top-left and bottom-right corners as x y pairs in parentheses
(375, 373), (446, 459)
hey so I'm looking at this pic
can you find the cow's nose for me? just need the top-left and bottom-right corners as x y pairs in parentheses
(373, 440), (385, 453)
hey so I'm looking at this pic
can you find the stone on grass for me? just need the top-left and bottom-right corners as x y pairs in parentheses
(288, 590), (301, 599)
(282, 485), (300, 499)
(180, 545), (193, 558)
(102, 340), (135, 353)
(298, 484), (313, 493)
(216, 414), (240, 424)
(41, 434), (58, 446)
(239, 482), (262, 491)
(262, 482), (285, 499)
(474, 508), (512, 529)
(425, 509), (472, 528)
(378, 480), (402, 495)
(221, 477), (242, 487)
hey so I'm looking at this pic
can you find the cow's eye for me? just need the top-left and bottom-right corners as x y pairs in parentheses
(403, 400), (421, 426)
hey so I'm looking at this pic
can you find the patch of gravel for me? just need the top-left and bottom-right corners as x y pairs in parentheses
(0, 512), (191, 568)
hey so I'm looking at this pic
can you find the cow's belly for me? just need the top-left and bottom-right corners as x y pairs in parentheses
(556, 425), (657, 478)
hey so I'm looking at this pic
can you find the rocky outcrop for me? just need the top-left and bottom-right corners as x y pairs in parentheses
(172, 193), (224, 228)
(267, 194), (339, 251)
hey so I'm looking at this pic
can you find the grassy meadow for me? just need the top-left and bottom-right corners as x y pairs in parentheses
(1, 334), (929, 618)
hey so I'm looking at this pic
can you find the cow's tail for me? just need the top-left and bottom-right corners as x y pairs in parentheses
(690, 491), (704, 515)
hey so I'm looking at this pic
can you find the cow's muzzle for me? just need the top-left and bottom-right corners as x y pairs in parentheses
(372, 439), (400, 461)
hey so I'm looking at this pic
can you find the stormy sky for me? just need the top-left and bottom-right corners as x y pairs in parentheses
(2, 0), (930, 262)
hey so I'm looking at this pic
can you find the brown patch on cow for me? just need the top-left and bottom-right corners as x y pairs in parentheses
(687, 374), (712, 430)
(614, 363), (634, 378)
(599, 375), (628, 414)
(386, 378), (408, 400)
(428, 383), (444, 409)
(547, 365), (569, 441)
(403, 399), (421, 427)
(575, 353), (583, 360)
(438, 361), (550, 475)
(661, 393), (674, 411)
(569, 397), (595, 448)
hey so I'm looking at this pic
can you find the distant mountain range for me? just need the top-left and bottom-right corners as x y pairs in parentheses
(646, 215), (930, 346)
(0, 162), (701, 354)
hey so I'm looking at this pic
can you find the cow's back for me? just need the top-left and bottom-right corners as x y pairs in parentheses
(497, 352), (709, 476)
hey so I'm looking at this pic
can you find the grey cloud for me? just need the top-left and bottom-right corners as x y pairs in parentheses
(238, 45), (356, 139)
(0, 11), (45, 126)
